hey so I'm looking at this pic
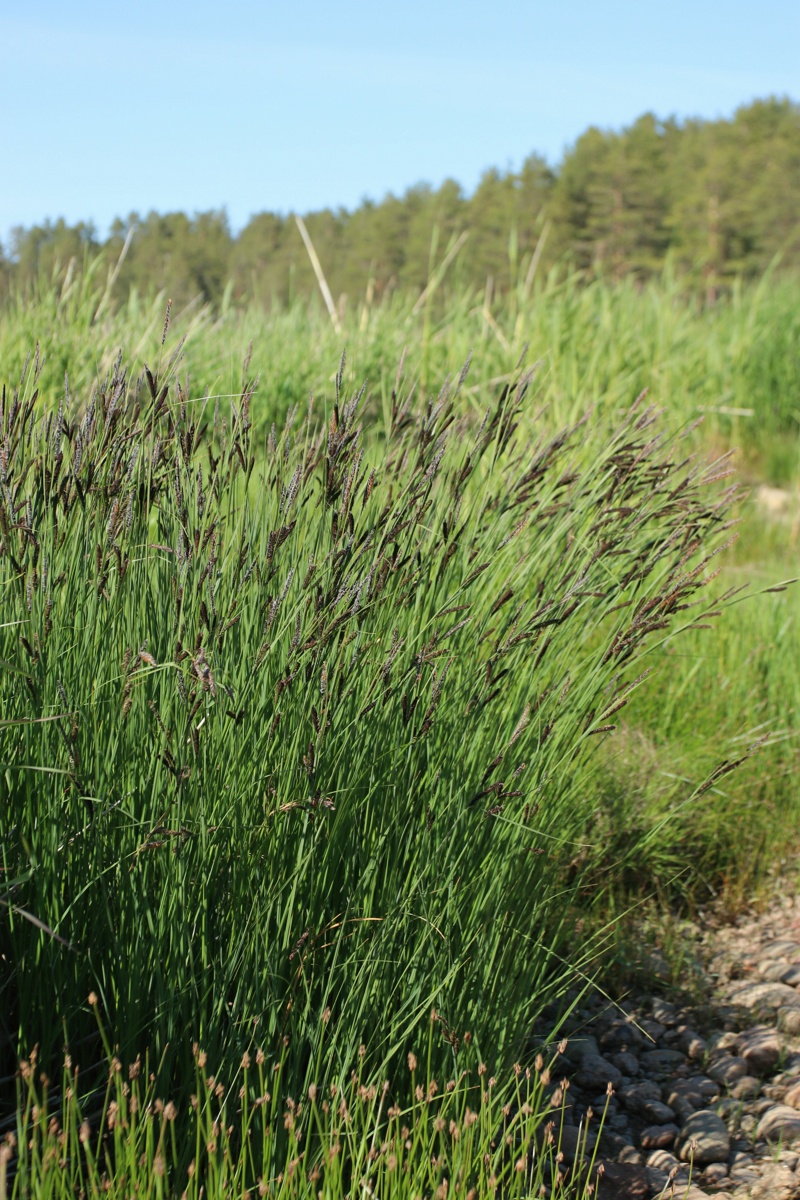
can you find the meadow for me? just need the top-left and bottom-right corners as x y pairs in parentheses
(1, 260), (799, 1197)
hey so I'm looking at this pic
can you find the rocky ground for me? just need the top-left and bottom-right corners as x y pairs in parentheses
(534, 891), (800, 1199)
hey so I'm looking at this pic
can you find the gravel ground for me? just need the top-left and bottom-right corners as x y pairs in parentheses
(532, 891), (800, 1198)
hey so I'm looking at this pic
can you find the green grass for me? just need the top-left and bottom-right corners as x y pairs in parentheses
(2, 264), (800, 1196)
(4, 1019), (612, 1200)
(4, 258), (800, 472)
(2, 339), (731, 1054)
(578, 500), (800, 913)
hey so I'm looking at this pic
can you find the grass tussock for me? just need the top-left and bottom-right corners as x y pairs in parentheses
(0, 336), (736, 1100)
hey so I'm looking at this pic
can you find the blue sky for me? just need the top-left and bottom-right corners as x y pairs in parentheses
(2, 0), (798, 244)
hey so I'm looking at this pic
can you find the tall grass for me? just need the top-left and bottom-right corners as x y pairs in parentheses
(3, 259), (800, 474)
(0, 334), (734, 1125)
(591, 507), (800, 908)
(3, 264), (799, 1194)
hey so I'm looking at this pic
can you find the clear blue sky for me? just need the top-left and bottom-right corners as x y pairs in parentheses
(2, 0), (798, 245)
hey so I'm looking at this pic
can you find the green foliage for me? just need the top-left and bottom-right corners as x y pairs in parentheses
(4, 1032), (607, 1200)
(0, 335), (731, 1115)
(3, 261), (800, 476)
(590, 510), (800, 908)
(2, 268), (800, 1197)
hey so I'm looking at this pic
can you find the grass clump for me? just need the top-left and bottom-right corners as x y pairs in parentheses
(0, 335), (736, 1191)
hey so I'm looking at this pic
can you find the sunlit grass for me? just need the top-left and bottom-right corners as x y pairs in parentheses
(3, 1022), (612, 1200)
(3, 260), (800, 474)
(2, 265), (799, 1196)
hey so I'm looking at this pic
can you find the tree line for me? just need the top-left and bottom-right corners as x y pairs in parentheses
(3, 97), (799, 310)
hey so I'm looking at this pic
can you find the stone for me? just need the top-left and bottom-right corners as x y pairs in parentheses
(702, 1161), (729, 1185)
(599, 1020), (645, 1050)
(564, 1034), (599, 1064)
(759, 940), (800, 961)
(601, 1130), (636, 1159)
(593, 1161), (649, 1200)
(708, 1030), (739, 1052)
(640, 1047), (686, 1071)
(643, 1154), (695, 1194)
(692, 1074), (723, 1100)
(558, 1123), (597, 1163)
(644, 1167), (670, 1194)
(651, 998), (679, 1025)
(755, 1104), (800, 1143)
(620, 1081), (674, 1123)
(727, 981), (800, 1010)
(729, 1163), (760, 1186)
(576, 1052), (621, 1090)
(639, 1122), (678, 1149)
(643, 1099), (677, 1124)
(708, 954), (732, 981)
(546, 1052), (572, 1077)
(646, 1148), (681, 1173)
(778, 1006), (800, 1035)
(747, 1163), (800, 1198)
(664, 1078), (710, 1118)
(678, 1109), (731, 1165)
(611, 1051), (639, 1076)
(678, 1028), (707, 1059)
(738, 1025), (781, 1074)
(759, 960), (792, 981)
(708, 1055), (749, 1085)
(661, 1026), (684, 1046)
(730, 1075), (761, 1100)
(527, 899), (800, 1197)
